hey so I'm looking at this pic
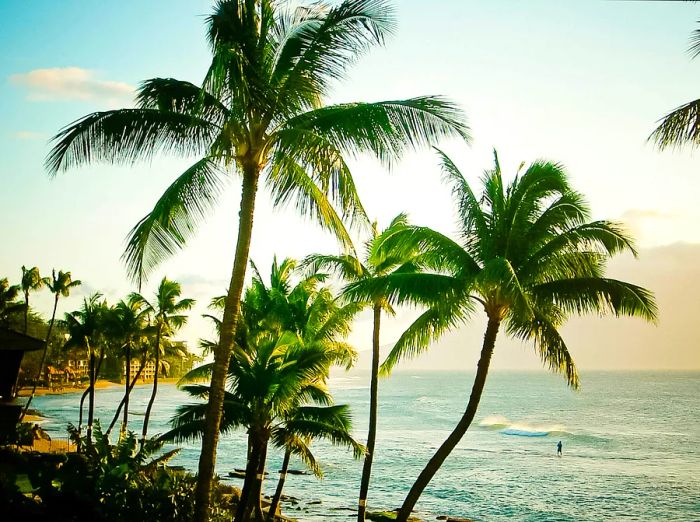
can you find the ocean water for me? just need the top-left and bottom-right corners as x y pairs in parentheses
(32, 371), (700, 521)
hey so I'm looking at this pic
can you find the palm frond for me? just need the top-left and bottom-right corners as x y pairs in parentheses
(649, 98), (700, 150)
(46, 109), (217, 175)
(122, 158), (229, 286)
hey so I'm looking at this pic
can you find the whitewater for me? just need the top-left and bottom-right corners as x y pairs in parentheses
(33, 371), (700, 521)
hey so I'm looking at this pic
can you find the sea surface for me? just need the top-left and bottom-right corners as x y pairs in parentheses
(32, 371), (700, 521)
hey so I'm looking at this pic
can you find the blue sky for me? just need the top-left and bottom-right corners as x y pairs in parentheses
(2, 1), (699, 370)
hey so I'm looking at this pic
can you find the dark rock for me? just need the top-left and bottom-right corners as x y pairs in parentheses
(307, 500), (322, 505)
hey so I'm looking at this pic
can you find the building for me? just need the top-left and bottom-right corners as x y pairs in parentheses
(123, 359), (156, 383)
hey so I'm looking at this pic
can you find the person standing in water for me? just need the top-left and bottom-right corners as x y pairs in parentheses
(557, 440), (563, 456)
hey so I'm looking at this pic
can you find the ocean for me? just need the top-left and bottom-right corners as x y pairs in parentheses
(32, 371), (700, 522)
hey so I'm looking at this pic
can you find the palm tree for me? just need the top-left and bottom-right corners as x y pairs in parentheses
(347, 150), (658, 521)
(304, 213), (429, 521)
(63, 293), (104, 446)
(20, 266), (47, 334)
(102, 294), (150, 437)
(45, 2), (469, 515)
(650, 20), (700, 148)
(165, 334), (361, 522)
(136, 277), (194, 444)
(20, 270), (81, 421)
(0, 277), (22, 326)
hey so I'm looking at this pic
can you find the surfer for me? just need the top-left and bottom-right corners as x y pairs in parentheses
(557, 440), (562, 456)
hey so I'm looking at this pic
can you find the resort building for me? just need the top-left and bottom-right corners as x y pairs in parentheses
(123, 359), (156, 383)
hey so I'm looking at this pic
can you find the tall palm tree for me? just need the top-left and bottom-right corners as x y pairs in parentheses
(20, 270), (81, 421)
(63, 293), (104, 446)
(304, 213), (428, 521)
(136, 277), (194, 444)
(45, 2), (469, 516)
(650, 20), (700, 148)
(347, 150), (658, 521)
(20, 266), (47, 334)
(103, 294), (150, 437)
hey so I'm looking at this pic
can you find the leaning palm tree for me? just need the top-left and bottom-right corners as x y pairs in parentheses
(20, 270), (81, 421)
(45, 2), (469, 515)
(347, 150), (658, 521)
(20, 266), (47, 334)
(304, 213), (428, 521)
(136, 277), (194, 444)
(63, 293), (105, 446)
(650, 20), (700, 148)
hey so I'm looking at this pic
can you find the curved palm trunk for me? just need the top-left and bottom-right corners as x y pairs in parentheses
(195, 169), (260, 522)
(141, 325), (162, 446)
(395, 316), (501, 522)
(77, 349), (105, 438)
(357, 304), (382, 521)
(105, 355), (146, 437)
(267, 448), (291, 521)
(20, 294), (59, 421)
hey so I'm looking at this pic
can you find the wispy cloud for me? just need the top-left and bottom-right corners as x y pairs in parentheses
(10, 130), (44, 140)
(9, 67), (135, 105)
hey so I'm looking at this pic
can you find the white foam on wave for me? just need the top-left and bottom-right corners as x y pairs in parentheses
(478, 415), (571, 437)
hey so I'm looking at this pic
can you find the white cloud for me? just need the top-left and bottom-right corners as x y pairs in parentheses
(11, 131), (44, 140)
(9, 67), (134, 105)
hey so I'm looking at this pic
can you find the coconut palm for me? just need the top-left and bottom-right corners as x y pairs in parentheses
(304, 213), (429, 521)
(136, 278), (194, 444)
(650, 20), (700, 148)
(346, 150), (658, 521)
(45, 2), (469, 515)
(63, 293), (105, 446)
(20, 270), (81, 421)
(165, 333), (362, 522)
(20, 266), (47, 334)
(103, 295), (150, 437)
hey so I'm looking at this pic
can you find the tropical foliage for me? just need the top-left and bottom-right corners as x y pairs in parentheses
(163, 259), (363, 521)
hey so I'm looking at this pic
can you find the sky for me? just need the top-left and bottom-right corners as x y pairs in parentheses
(1, 0), (699, 372)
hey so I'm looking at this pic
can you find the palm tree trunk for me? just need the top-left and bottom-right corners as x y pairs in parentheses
(78, 348), (105, 440)
(253, 438), (269, 522)
(395, 316), (501, 522)
(20, 294), (59, 421)
(235, 432), (265, 522)
(195, 168), (260, 522)
(105, 355), (146, 437)
(23, 291), (29, 334)
(123, 344), (131, 434)
(142, 325), (161, 446)
(267, 448), (291, 521)
(357, 303), (382, 521)
(86, 342), (96, 448)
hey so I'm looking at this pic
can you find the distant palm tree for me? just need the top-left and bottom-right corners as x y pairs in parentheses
(63, 293), (104, 446)
(136, 278), (194, 444)
(305, 214), (428, 521)
(347, 150), (658, 521)
(650, 20), (700, 148)
(45, 2), (469, 515)
(0, 277), (22, 325)
(20, 266), (47, 334)
(103, 294), (150, 437)
(20, 270), (81, 420)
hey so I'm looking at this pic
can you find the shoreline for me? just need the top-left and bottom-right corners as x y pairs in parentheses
(17, 377), (184, 398)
